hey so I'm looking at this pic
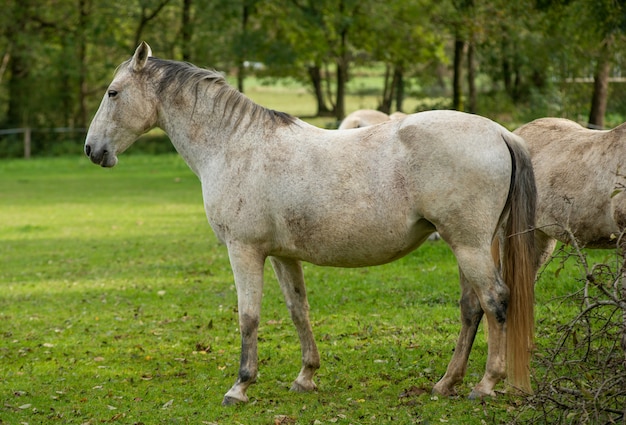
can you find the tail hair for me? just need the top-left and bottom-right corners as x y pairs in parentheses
(501, 133), (537, 394)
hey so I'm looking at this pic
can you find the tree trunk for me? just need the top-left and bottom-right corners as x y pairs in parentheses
(380, 64), (392, 113)
(180, 0), (192, 62)
(237, 2), (251, 93)
(336, 60), (347, 120)
(467, 40), (476, 114)
(307, 65), (332, 116)
(335, 24), (348, 120)
(380, 65), (403, 114)
(452, 37), (465, 111)
(588, 39), (612, 129)
(394, 65), (404, 113)
(6, 53), (28, 128)
(76, 0), (89, 128)
(501, 29), (513, 98)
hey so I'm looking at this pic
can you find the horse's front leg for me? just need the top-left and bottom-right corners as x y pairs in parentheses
(270, 256), (320, 392)
(222, 244), (265, 406)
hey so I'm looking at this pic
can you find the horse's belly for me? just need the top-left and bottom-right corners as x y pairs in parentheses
(273, 217), (436, 267)
(537, 207), (622, 248)
(535, 180), (626, 248)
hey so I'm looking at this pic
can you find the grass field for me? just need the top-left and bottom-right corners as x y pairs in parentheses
(235, 76), (425, 130)
(0, 155), (613, 424)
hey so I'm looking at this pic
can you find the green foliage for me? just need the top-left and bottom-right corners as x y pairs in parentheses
(2, 0), (626, 156)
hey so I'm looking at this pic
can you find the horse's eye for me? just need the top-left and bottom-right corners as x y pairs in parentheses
(108, 90), (118, 98)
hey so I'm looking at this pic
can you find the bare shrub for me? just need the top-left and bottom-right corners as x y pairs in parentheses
(516, 229), (626, 424)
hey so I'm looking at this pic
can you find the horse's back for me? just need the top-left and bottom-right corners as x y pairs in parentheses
(515, 117), (626, 247)
(398, 110), (515, 156)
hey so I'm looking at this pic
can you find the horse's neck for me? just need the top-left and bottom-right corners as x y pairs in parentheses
(156, 89), (280, 175)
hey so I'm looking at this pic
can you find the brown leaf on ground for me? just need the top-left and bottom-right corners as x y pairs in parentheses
(274, 414), (296, 424)
(399, 385), (428, 398)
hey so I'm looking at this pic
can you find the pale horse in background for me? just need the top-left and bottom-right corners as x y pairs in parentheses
(338, 109), (390, 129)
(84, 42), (537, 405)
(514, 118), (626, 266)
(513, 118), (626, 352)
(338, 109), (407, 129)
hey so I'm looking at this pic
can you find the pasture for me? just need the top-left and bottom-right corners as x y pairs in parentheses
(0, 155), (612, 424)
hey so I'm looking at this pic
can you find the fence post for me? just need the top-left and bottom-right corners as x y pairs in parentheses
(24, 127), (31, 159)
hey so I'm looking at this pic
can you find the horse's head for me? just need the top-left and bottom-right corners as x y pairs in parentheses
(85, 42), (158, 167)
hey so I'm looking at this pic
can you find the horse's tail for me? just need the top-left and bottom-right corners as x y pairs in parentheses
(501, 132), (536, 394)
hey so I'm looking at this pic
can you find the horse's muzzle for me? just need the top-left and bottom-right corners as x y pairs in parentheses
(84, 144), (117, 167)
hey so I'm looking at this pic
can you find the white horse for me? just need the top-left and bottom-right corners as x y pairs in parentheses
(338, 109), (391, 129)
(85, 43), (537, 405)
(514, 118), (626, 268)
(338, 109), (407, 129)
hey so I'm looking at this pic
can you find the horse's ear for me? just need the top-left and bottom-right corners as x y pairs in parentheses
(131, 41), (152, 72)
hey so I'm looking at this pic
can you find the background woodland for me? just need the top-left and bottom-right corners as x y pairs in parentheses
(1, 0), (626, 156)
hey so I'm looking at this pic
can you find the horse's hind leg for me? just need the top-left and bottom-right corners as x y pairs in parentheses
(432, 269), (483, 396)
(270, 257), (320, 392)
(437, 247), (509, 398)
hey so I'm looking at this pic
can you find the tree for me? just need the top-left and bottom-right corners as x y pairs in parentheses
(449, 0), (474, 111)
(3, 0), (37, 129)
(179, 0), (193, 61)
(133, 0), (172, 48)
(259, 0), (391, 120)
(528, 0), (626, 127)
(368, 0), (447, 114)
(583, 0), (626, 128)
(588, 36), (613, 128)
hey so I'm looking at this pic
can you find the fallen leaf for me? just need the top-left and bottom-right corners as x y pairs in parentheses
(399, 386), (427, 398)
(274, 415), (296, 424)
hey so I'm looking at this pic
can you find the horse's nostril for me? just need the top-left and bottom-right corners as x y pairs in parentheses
(85, 145), (92, 156)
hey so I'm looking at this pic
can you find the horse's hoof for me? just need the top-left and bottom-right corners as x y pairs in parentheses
(290, 380), (317, 393)
(468, 389), (495, 400)
(431, 385), (456, 397)
(222, 396), (246, 406)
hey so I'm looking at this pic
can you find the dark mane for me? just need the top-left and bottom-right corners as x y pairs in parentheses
(135, 57), (295, 127)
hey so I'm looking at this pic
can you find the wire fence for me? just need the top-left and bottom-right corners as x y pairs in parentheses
(0, 127), (87, 158)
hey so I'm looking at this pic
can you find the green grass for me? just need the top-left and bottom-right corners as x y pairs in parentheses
(240, 76), (423, 129)
(0, 155), (610, 424)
